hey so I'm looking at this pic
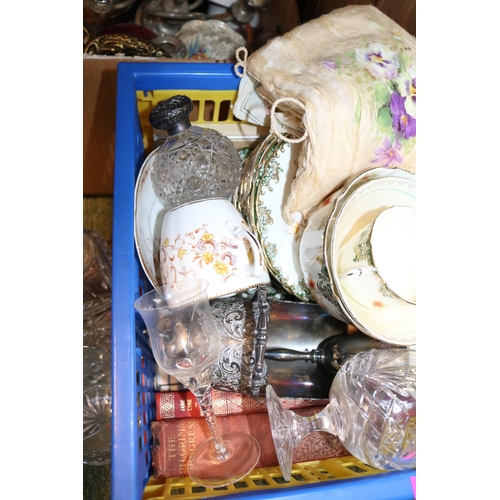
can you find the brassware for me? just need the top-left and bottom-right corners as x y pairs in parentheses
(134, 278), (261, 486)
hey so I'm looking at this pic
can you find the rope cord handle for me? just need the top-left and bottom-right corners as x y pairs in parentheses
(234, 47), (248, 77)
(270, 97), (308, 143)
(234, 49), (308, 145)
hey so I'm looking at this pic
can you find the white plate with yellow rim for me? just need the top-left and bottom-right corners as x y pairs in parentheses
(299, 167), (415, 323)
(329, 174), (416, 345)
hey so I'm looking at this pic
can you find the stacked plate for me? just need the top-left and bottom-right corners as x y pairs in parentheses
(300, 167), (416, 346)
(234, 134), (314, 303)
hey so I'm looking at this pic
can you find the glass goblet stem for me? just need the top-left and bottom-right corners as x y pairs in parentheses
(266, 384), (344, 481)
(291, 404), (340, 439)
(191, 384), (230, 461)
(176, 364), (230, 461)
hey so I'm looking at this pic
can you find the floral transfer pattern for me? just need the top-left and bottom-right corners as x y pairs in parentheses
(160, 223), (245, 286)
(353, 227), (375, 266)
(255, 138), (314, 303)
(351, 228), (401, 302)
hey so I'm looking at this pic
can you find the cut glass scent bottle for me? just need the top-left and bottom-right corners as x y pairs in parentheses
(149, 94), (243, 211)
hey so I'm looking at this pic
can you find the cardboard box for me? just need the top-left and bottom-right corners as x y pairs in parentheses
(83, 1), (300, 195)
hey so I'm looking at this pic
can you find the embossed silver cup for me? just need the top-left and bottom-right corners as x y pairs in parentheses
(155, 293), (350, 398)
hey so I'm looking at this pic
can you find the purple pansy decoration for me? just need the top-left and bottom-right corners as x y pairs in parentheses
(371, 137), (403, 167)
(322, 60), (337, 71)
(355, 43), (399, 79)
(406, 77), (416, 104)
(390, 92), (416, 139)
(366, 49), (389, 66)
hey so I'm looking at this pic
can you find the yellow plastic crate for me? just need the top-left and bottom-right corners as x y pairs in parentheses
(142, 456), (385, 500)
(136, 89), (268, 155)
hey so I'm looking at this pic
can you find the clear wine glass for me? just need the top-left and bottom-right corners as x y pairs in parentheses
(134, 278), (261, 487)
(266, 348), (416, 481)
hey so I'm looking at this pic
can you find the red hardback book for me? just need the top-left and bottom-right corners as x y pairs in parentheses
(155, 389), (329, 419)
(151, 407), (350, 479)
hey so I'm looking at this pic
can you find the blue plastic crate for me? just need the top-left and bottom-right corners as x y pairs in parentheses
(111, 61), (416, 500)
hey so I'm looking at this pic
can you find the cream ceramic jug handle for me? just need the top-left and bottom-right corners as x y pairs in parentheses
(225, 221), (265, 278)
